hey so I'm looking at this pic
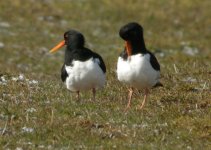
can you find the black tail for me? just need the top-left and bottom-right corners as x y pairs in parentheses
(152, 82), (163, 88)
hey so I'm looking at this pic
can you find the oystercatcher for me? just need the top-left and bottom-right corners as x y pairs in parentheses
(117, 22), (162, 110)
(50, 30), (106, 100)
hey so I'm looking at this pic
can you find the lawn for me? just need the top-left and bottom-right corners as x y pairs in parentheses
(0, 0), (210, 149)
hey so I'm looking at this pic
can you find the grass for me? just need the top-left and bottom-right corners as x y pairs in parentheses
(0, 0), (211, 149)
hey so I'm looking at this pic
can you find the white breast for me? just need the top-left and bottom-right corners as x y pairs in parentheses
(117, 54), (160, 89)
(65, 58), (106, 91)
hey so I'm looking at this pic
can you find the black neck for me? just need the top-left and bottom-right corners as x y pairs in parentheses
(64, 47), (75, 65)
(130, 37), (147, 54)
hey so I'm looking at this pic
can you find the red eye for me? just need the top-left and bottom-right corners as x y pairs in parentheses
(64, 32), (68, 39)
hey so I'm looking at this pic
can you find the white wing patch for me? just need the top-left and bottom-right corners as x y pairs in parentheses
(94, 58), (101, 65)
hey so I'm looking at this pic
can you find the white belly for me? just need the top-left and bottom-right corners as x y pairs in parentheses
(117, 54), (160, 89)
(65, 58), (106, 91)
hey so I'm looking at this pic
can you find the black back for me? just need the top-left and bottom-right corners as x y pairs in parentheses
(64, 47), (106, 73)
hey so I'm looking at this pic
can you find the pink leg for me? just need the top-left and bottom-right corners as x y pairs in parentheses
(138, 88), (149, 110)
(125, 87), (133, 111)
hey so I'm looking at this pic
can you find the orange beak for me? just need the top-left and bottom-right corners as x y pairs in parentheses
(49, 40), (65, 53)
(125, 41), (132, 56)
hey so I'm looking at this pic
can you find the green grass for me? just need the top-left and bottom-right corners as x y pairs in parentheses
(0, 0), (211, 149)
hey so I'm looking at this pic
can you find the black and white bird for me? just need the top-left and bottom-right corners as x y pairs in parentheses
(117, 22), (162, 111)
(50, 30), (106, 100)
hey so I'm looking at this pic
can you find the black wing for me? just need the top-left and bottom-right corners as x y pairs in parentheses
(65, 48), (106, 73)
(61, 64), (68, 82)
(148, 51), (160, 71)
(92, 52), (106, 73)
(119, 48), (160, 71)
(79, 48), (106, 73)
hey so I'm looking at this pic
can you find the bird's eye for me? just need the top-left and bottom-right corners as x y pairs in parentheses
(64, 35), (68, 39)
(64, 33), (68, 39)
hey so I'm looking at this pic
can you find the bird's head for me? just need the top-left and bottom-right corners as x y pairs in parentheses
(119, 22), (143, 41)
(49, 30), (85, 53)
(119, 22), (144, 56)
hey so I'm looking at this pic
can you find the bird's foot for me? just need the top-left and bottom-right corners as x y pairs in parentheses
(136, 105), (144, 110)
(124, 105), (131, 112)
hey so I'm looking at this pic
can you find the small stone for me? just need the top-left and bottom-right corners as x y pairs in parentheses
(182, 46), (198, 56)
(22, 127), (34, 133)
(0, 42), (4, 48)
(0, 22), (10, 28)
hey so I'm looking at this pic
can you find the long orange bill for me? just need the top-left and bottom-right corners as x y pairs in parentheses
(49, 40), (65, 53)
(125, 41), (132, 56)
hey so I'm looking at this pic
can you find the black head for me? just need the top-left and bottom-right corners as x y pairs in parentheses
(64, 30), (85, 49)
(119, 22), (143, 41)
